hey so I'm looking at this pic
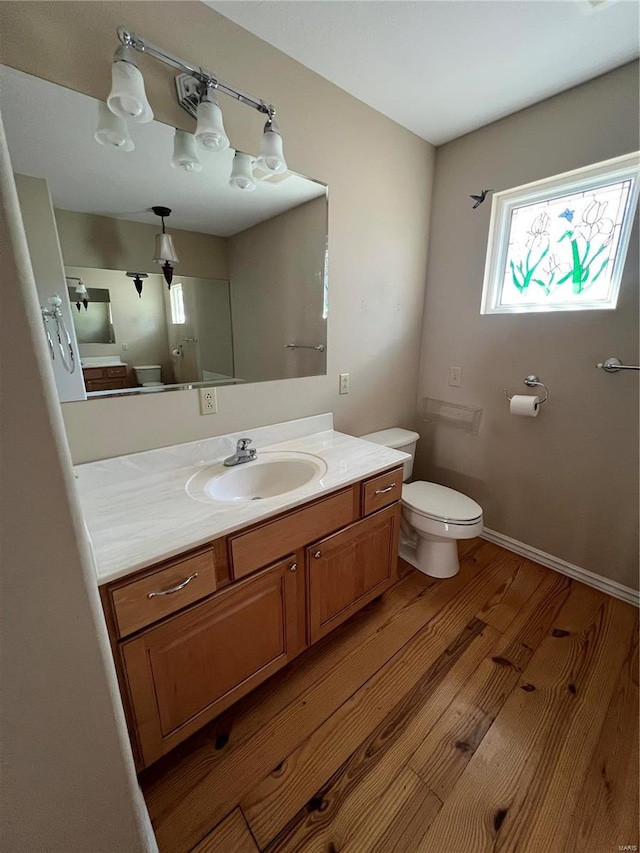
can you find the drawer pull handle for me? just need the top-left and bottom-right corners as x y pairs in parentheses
(289, 563), (297, 572)
(147, 572), (198, 598)
(314, 551), (322, 559)
(375, 483), (396, 495)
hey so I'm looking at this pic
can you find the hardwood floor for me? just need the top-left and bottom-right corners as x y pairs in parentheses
(140, 539), (639, 853)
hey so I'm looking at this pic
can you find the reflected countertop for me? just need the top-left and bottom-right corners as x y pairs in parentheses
(74, 413), (408, 585)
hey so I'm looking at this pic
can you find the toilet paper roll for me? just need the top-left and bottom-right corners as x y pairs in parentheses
(510, 395), (539, 417)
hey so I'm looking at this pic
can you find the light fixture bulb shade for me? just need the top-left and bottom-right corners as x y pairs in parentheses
(195, 100), (229, 151)
(153, 233), (180, 265)
(107, 60), (154, 124)
(229, 152), (256, 192)
(75, 283), (88, 297)
(256, 127), (287, 173)
(94, 102), (135, 151)
(172, 129), (203, 172)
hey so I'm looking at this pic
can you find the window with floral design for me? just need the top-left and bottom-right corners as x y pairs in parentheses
(481, 153), (639, 314)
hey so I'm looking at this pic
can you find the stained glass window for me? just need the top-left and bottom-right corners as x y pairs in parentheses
(481, 154), (639, 314)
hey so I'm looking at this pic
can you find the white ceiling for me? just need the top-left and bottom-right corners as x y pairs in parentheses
(206, 0), (640, 145)
(1, 66), (326, 236)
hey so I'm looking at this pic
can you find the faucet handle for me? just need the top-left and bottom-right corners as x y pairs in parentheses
(237, 437), (252, 451)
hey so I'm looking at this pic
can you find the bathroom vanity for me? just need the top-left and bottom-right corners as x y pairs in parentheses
(77, 415), (407, 769)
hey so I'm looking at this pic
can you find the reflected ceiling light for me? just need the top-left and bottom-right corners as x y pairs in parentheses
(95, 102), (135, 151)
(152, 206), (180, 287)
(172, 129), (202, 172)
(66, 276), (89, 311)
(107, 44), (153, 124)
(229, 152), (256, 192)
(195, 83), (229, 152)
(256, 113), (287, 174)
(126, 271), (149, 298)
(102, 28), (287, 183)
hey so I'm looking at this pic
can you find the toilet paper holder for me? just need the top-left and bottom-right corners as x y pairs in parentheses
(503, 375), (549, 404)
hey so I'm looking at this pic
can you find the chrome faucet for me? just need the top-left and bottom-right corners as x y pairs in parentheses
(223, 437), (257, 467)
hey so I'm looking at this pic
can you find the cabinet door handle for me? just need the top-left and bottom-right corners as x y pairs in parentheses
(289, 563), (297, 572)
(147, 572), (198, 598)
(375, 483), (396, 495)
(314, 551), (322, 559)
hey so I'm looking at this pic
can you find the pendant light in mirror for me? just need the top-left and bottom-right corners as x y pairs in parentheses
(152, 207), (180, 287)
(66, 276), (89, 311)
(126, 271), (149, 298)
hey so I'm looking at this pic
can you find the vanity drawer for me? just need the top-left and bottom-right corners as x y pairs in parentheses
(83, 367), (104, 380)
(362, 467), (403, 515)
(106, 366), (127, 378)
(230, 487), (357, 580)
(111, 549), (216, 638)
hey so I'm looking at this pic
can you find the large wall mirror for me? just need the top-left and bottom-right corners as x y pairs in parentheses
(2, 66), (328, 400)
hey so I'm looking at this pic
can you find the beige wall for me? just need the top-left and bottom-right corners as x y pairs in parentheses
(0, 1), (433, 464)
(229, 196), (327, 381)
(416, 62), (639, 589)
(55, 208), (228, 279)
(1, 119), (156, 852)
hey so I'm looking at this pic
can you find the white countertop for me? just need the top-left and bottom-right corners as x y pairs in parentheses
(74, 414), (408, 585)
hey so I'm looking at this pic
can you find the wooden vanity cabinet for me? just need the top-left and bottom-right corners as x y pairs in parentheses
(308, 503), (400, 643)
(101, 466), (403, 769)
(121, 555), (300, 766)
(83, 365), (128, 392)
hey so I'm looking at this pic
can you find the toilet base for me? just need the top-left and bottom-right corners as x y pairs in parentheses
(399, 533), (460, 579)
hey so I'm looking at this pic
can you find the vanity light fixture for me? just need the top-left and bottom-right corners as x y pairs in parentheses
(106, 43), (154, 123)
(256, 112), (287, 174)
(172, 129), (202, 172)
(94, 102), (135, 151)
(126, 271), (148, 298)
(66, 276), (89, 311)
(151, 207), (179, 287)
(229, 152), (256, 192)
(99, 27), (286, 188)
(195, 82), (229, 152)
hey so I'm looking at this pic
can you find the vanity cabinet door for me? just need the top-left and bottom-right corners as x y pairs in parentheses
(121, 556), (300, 767)
(308, 503), (400, 643)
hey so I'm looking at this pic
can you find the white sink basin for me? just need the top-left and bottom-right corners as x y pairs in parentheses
(186, 451), (328, 503)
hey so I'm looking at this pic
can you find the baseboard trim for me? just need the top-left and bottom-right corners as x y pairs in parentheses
(481, 527), (639, 608)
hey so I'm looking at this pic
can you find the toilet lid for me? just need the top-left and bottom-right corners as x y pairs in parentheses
(403, 482), (482, 523)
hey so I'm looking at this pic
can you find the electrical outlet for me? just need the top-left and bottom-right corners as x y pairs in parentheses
(121, 342), (129, 351)
(448, 366), (462, 387)
(339, 373), (350, 395)
(198, 387), (217, 415)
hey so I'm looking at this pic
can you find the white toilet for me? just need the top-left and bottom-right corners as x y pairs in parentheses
(360, 428), (483, 579)
(133, 364), (164, 388)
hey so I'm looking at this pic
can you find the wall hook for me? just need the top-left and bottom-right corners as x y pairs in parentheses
(503, 375), (549, 404)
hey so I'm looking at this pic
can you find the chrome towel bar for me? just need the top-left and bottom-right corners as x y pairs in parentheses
(284, 342), (325, 352)
(596, 357), (640, 373)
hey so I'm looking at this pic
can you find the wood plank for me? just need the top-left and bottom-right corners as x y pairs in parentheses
(413, 582), (638, 853)
(361, 769), (442, 853)
(243, 548), (523, 848)
(190, 809), (258, 853)
(147, 542), (510, 851)
(553, 609), (639, 853)
(259, 619), (499, 853)
(410, 565), (570, 798)
(476, 557), (548, 633)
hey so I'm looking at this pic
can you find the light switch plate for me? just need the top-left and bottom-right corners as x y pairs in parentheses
(199, 387), (217, 415)
(448, 366), (462, 387)
(339, 373), (350, 394)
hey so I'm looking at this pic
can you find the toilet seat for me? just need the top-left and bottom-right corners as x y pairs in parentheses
(402, 482), (482, 525)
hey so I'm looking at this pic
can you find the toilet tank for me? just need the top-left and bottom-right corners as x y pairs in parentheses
(133, 364), (162, 385)
(359, 428), (420, 482)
